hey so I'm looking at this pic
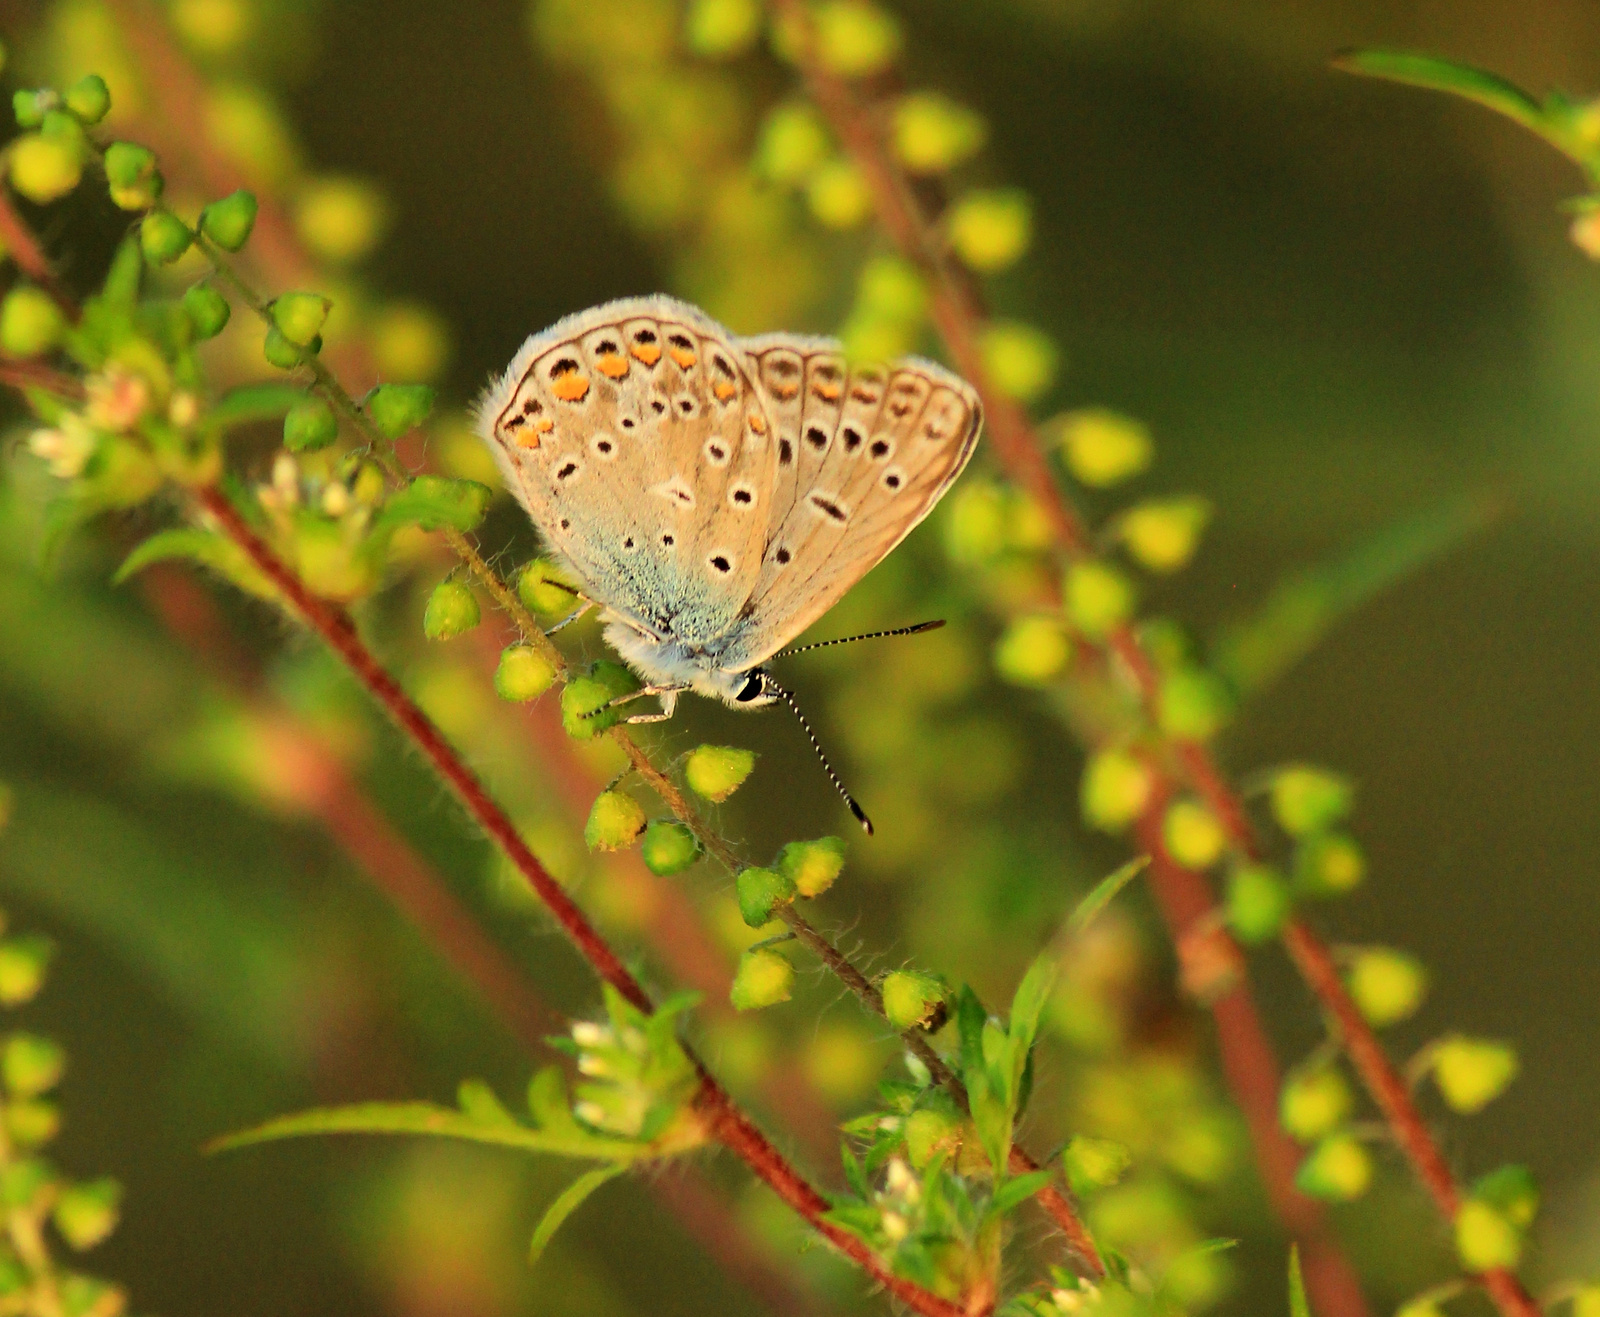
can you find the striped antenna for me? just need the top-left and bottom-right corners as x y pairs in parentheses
(766, 678), (873, 835)
(774, 619), (944, 660)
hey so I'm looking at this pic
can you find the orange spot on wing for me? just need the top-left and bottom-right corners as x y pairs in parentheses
(713, 380), (737, 402)
(630, 342), (662, 366)
(552, 373), (591, 402)
(669, 347), (697, 370)
(747, 412), (768, 434)
(812, 381), (842, 402)
(770, 381), (799, 401)
(595, 352), (629, 379)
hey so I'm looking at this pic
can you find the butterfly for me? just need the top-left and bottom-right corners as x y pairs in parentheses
(475, 295), (983, 827)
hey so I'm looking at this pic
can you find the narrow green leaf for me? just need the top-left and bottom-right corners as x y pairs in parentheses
(527, 1067), (581, 1134)
(1008, 947), (1061, 1051)
(1332, 50), (1548, 137)
(528, 1164), (626, 1268)
(1069, 855), (1150, 935)
(206, 1101), (649, 1161)
(114, 528), (278, 601)
(457, 1079), (519, 1127)
(986, 1169), (1053, 1220)
(203, 383), (308, 434)
(1289, 1244), (1313, 1317)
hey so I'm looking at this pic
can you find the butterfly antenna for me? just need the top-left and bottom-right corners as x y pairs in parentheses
(766, 679), (874, 835)
(774, 619), (945, 660)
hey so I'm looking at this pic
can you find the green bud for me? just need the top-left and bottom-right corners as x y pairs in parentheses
(1080, 748), (1153, 832)
(1430, 1035), (1518, 1114)
(422, 578), (480, 640)
(1054, 408), (1153, 487)
(295, 177), (388, 265)
(807, 158), (871, 229)
(881, 970), (944, 1030)
(182, 284), (231, 339)
(1454, 1198), (1521, 1270)
(1294, 1133), (1371, 1202)
(994, 614), (1071, 686)
(1270, 765), (1354, 837)
(283, 397), (338, 452)
(980, 320), (1058, 402)
(1472, 1164), (1538, 1231)
(892, 92), (987, 173)
(6, 1100), (59, 1148)
(1280, 1066), (1353, 1142)
(52, 1178), (121, 1251)
(904, 1107), (960, 1168)
(8, 133), (82, 204)
(1347, 947), (1427, 1027)
(1065, 560), (1135, 637)
(813, 0), (901, 77)
(140, 210), (192, 265)
(685, 0), (760, 56)
(263, 326), (317, 369)
(755, 101), (830, 185)
(944, 481), (1008, 565)
(518, 558), (580, 617)
(777, 836), (846, 897)
(199, 189), (258, 251)
(856, 253), (926, 321)
(1293, 832), (1365, 898)
(730, 947), (794, 1011)
(685, 744), (756, 801)
(1157, 667), (1232, 741)
(584, 791), (646, 852)
(0, 287), (64, 358)
(0, 936), (52, 1006)
(12, 89), (52, 129)
(0, 1159), (49, 1211)
(640, 820), (700, 876)
(64, 75), (111, 125)
(947, 189), (1032, 272)
(560, 661), (639, 740)
(364, 382), (435, 439)
(270, 292), (331, 347)
(1225, 863), (1291, 944)
(104, 142), (162, 210)
(1063, 1134), (1132, 1196)
(2, 1034), (63, 1097)
(736, 866), (795, 927)
(494, 644), (557, 702)
(1576, 1292), (1600, 1317)
(1119, 497), (1211, 573)
(1162, 798), (1227, 869)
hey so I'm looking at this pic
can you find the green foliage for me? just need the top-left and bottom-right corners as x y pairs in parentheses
(363, 382), (435, 438)
(528, 1164), (626, 1267)
(1069, 855), (1149, 933)
(115, 528), (279, 601)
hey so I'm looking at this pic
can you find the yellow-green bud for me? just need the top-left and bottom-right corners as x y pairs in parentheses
(422, 579), (479, 640)
(1431, 1036), (1518, 1113)
(1120, 497), (1211, 573)
(881, 970), (944, 1030)
(584, 791), (646, 852)
(1294, 1133), (1371, 1201)
(1054, 409), (1153, 487)
(730, 947), (793, 1011)
(518, 558), (579, 617)
(63, 74), (111, 125)
(777, 836), (846, 897)
(364, 382), (435, 439)
(1157, 668), (1232, 741)
(2, 1034), (63, 1098)
(943, 481), (1007, 565)
(737, 866), (794, 927)
(1293, 832), (1365, 897)
(52, 1178), (121, 1251)
(1472, 1164), (1538, 1230)
(1347, 947), (1427, 1027)
(980, 320), (1057, 402)
(140, 211), (192, 265)
(813, 0), (901, 77)
(183, 285), (231, 339)
(270, 292), (331, 347)
(1080, 748), (1152, 832)
(685, 0), (760, 56)
(283, 397), (338, 452)
(6, 1100), (59, 1148)
(560, 662), (638, 740)
(807, 158), (871, 229)
(640, 820), (700, 876)
(0, 937), (52, 1006)
(947, 189), (1032, 272)
(103, 142), (162, 210)
(199, 189), (258, 251)
(294, 176), (387, 265)
(1162, 798), (1227, 869)
(1225, 864), (1291, 944)
(1454, 1199), (1521, 1270)
(11, 89), (51, 128)
(8, 133), (81, 204)
(891, 92), (986, 173)
(857, 253), (926, 321)
(1575, 1288), (1600, 1317)
(993, 614), (1071, 686)
(1279, 1066), (1352, 1142)
(0, 288), (64, 358)
(494, 644), (557, 702)
(755, 101), (829, 184)
(904, 1107), (959, 1168)
(1063, 1134), (1132, 1195)
(1065, 561), (1135, 637)
(1270, 765), (1353, 837)
(685, 744), (755, 802)
(263, 326), (316, 369)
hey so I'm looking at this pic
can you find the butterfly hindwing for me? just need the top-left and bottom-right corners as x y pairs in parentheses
(477, 296), (776, 645)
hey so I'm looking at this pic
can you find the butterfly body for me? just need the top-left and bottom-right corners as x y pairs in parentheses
(475, 295), (982, 718)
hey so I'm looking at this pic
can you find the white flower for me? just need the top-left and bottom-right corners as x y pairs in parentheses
(84, 366), (150, 433)
(28, 414), (96, 479)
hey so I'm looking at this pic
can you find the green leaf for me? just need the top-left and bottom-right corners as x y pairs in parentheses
(457, 1079), (519, 1127)
(1007, 948), (1059, 1053)
(1332, 50), (1548, 138)
(203, 383), (308, 434)
(528, 1164), (627, 1268)
(986, 1169), (1052, 1220)
(207, 1100), (650, 1161)
(1213, 494), (1498, 697)
(1289, 1244), (1313, 1317)
(375, 476), (493, 534)
(1069, 855), (1150, 934)
(527, 1067), (582, 1135)
(114, 528), (278, 601)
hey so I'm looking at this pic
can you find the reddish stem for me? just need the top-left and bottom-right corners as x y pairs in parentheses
(0, 191), (80, 323)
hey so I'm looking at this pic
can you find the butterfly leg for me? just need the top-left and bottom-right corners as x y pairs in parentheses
(623, 686), (683, 724)
(544, 598), (597, 636)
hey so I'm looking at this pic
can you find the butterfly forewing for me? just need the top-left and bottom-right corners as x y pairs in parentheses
(732, 335), (983, 668)
(478, 296), (776, 645)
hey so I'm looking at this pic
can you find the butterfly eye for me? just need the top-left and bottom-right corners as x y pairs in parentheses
(735, 671), (766, 703)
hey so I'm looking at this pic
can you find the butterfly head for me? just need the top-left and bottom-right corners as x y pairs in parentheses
(727, 667), (778, 708)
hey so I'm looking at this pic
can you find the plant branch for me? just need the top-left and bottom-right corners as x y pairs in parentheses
(0, 190), (80, 324)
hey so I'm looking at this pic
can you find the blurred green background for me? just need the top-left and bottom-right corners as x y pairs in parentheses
(3, 0), (1600, 1314)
